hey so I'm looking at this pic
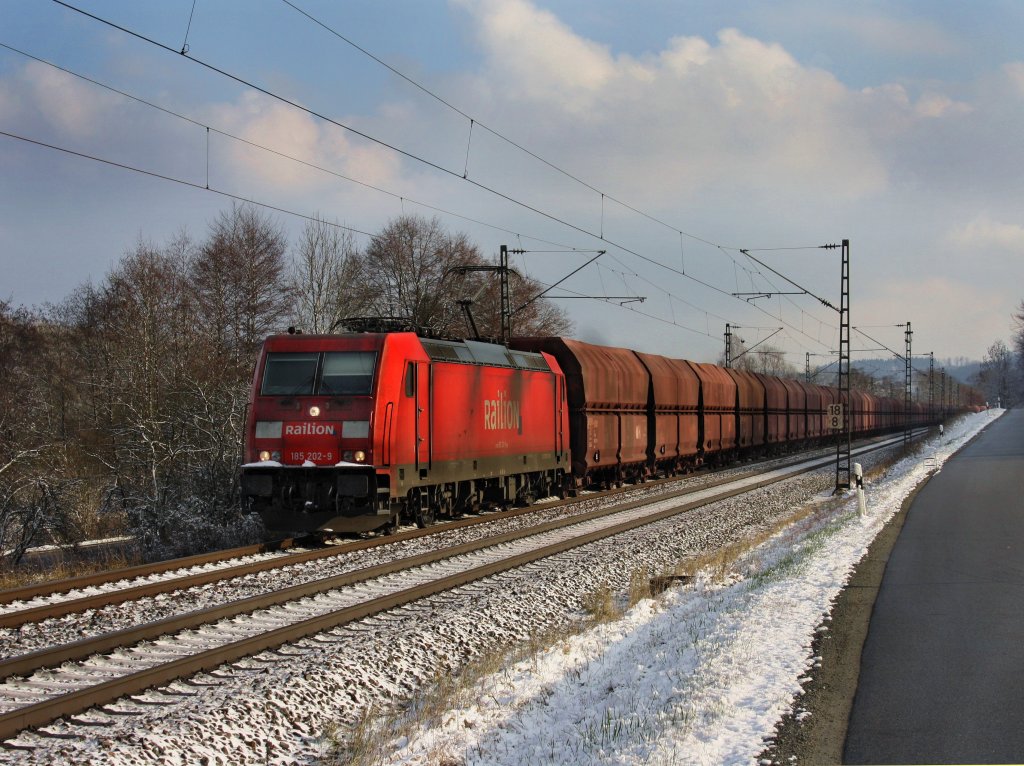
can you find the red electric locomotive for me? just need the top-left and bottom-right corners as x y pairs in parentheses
(240, 332), (569, 534)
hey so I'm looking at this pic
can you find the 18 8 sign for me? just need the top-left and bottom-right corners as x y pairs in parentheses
(827, 403), (845, 430)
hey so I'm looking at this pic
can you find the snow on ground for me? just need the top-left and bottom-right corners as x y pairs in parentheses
(0, 417), (994, 765)
(390, 411), (1001, 766)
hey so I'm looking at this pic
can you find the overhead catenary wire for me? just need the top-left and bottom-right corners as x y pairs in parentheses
(62, 0), (836, 272)
(5, 30), (811, 352)
(7, 36), (721, 309)
(38, 2), (841, 356)
(49, 0), (619, 247)
(597, 259), (738, 328)
(0, 41), (598, 254)
(538, 282), (720, 341)
(179, 0), (198, 54)
(276, 0), (841, 303)
(853, 328), (905, 362)
(45, 2), (791, 332)
(0, 124), (729, 346)
(733, 255), (835, 345)
(0, 129), (376, 238)
(287, 0), (785, 257)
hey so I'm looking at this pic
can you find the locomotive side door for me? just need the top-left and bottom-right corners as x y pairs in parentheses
(556, 375), (566, 460)
(413, 361), (431, 474)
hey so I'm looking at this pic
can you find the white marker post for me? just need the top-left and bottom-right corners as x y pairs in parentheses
(853, 462), (866, 517)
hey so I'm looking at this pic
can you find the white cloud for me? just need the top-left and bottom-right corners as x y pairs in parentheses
(205, 92), (401, 192)
(455, 0), (890, 200)
(455, 0), (618, 109)
(20, 60), (123, 137)
(950, 215), (1024, 251)
(859, 276), (1013, 354)
(438, 1), (1024, 361)
(914, 92), (972, 118)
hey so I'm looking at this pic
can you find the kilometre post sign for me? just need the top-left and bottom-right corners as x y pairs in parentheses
(828, 403), (845, 430)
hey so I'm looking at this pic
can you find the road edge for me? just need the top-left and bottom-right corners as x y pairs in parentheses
(759, 474), (925, 765)
(760, 417), (1000, 765)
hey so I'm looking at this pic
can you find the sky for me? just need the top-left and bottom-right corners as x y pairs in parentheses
(2, 0), (1023, 366)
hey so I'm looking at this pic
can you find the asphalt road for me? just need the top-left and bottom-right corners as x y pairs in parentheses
(844, 409), (1024, 764)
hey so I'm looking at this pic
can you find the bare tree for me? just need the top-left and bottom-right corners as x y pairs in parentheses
(0, 301), (51, 563)
(55, 235), (261, 560)
(1012, 302), (1024, 398)
(718, 336), (797, 377)
(191, 204), (291, 364)
(973, 339), (1018, 406)
(67, 242), (196, 497)
(290, 215), (365, 333)
(359, 215), (481, 333)
(299, 214), (571, 339)
(465, 258), (573, 339)
(748, 345), (797, 377)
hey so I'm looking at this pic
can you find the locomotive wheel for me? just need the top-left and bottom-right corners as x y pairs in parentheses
(438, 485), (458, 519)
(415, 504), (436, 528)
(411, 490), (435, 528)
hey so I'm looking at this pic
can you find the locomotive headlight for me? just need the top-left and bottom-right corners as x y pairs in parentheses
(308, 405), (321, 417)
(259, 450), (271, 461)
(354, 450), (366, 462)
(271, 450), (281, 461)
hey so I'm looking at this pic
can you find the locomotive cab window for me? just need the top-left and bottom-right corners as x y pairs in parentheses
(321, 352), (376, 395)
(405, 363), (416, 397)
(261, 351), (377, 396)
(261, 353), (319, 395)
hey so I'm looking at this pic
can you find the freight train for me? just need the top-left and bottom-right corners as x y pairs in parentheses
(239, 331), (962, 535)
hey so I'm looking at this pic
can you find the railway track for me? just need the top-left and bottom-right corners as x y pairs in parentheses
(0, 453), (798, 627)
(0, 431), (904, 629)
(0, 431), (920, 744)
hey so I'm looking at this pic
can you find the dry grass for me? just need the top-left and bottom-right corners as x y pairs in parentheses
(0, 547), (141, 592)
(327, 490), (862, 765)
(626, 565), (653, 609)
(673, 498), (832, 586)
(582, 583), (620, 623)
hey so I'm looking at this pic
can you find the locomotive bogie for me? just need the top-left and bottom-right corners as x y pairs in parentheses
(242, 463), (388, 533)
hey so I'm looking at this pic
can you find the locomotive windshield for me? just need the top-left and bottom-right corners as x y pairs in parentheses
(262, 353), (319, 395)
(261, 351), (376, 396)
(320, 351), (376, 394)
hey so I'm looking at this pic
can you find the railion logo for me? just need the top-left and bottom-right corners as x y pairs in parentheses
(484, 391), (522, 433)
(284, 423), (337, 436)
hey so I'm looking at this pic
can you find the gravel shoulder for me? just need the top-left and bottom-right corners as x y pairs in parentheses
(757, 471), (932, 764)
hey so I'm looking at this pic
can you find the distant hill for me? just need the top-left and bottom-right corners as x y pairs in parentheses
(852, 357), (980, 384)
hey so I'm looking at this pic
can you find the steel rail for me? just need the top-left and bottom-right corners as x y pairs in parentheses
(0, 444), (841, 679)
(0, 428), (913, 630)
(0, 431), (910, 629)
(0, 430), (919, 742)
(0, 458), (760, 609)
(0, 430), (917, 629)
(0, 537), (308, 606)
